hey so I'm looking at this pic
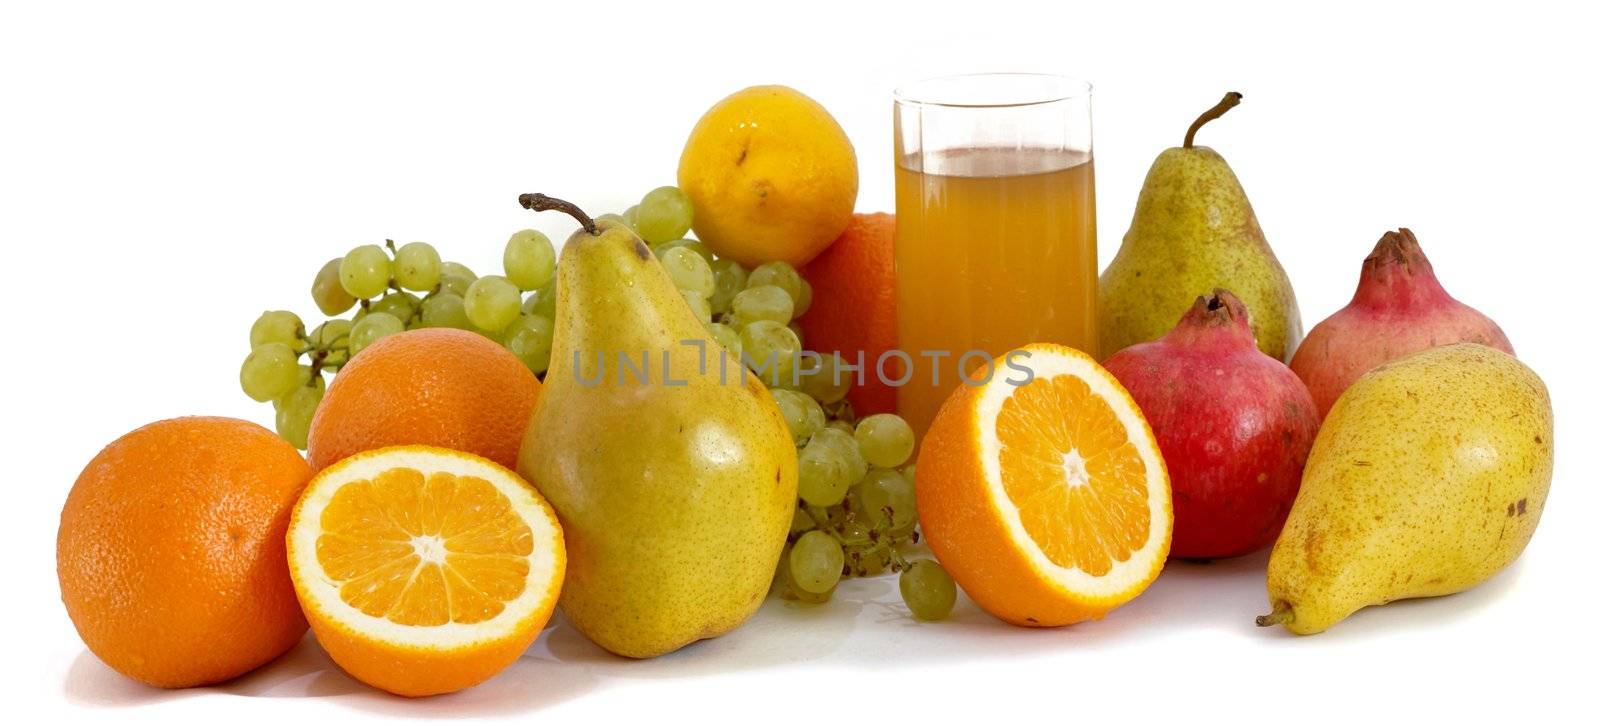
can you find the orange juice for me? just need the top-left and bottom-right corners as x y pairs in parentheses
(894, 146), (1098, 435)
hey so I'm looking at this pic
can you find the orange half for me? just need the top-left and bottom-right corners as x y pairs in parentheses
(287, 446), (564, 696)
(915, 343), (1171, 626)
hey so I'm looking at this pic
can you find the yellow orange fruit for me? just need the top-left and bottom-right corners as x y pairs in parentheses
(678, 85), (858, 267)
(798, 212), (897, 415)
(57, 416), (311, 688)
(306, 328), (539, 472)
(287, 446), (565, 697)
(914, 344), (1172, 626)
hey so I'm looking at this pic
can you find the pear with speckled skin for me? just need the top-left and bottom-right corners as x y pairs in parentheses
(1258, 344), (1552, 634)
(1099, 92), (1302, 361)
(515, 194), (798, 658)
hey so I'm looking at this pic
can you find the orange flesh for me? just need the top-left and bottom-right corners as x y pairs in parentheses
(316, 467), (533, 626)
(995, 374), (1150, 576)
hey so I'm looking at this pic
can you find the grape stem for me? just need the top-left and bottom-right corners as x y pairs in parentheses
(519, 193), (598, 236)
(306, 347), (328, 381)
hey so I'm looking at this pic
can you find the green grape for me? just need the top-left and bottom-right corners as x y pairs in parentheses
(463, 275), (521, 332)
(788, 321), (805, 349)
(653, 238), (714, 263)
(240, 342), (300, 402)
(853, 548), (890, 577)
(771, 389), (826, 444)
(810, 427), (868, 484)
(899, 560), (956, 621)
(393, 241), (442, 292)
(860, 468), (916, 532)
(471, 322), (509, 344)
(504, 229), (556, 291)
(312, 319), (353, 346)
(739, 320), (801, 387)
(310, 319), (354, 368)
(682, 291), (712, 324)
(707, 322), (742, 360)
(902, 463), (916, 484)
(797, 439), (851, 507)
(505, 314), (555, 374)
(438, 261), (477, 297)
(731, 285), (794, 326)
(748, 261), (813, 317)
(349, 311), (404, 357)
(799, 352), (855, 405)
(709, 259), (748, 314)
(522, 277), (558, 319)
(250, 310), (304, 349)
(274, 383), (324, 450)
(793, 280), (814, 317)
(661, 247), (714, 299)
(635, 186), (693, 243)
(594, 213), (632, 233)
(621, 205), (640, 229)
(283, 364), (326, 396)
(776, 544), (833, 603)
(854, 413), (915, 468)
(339, 244), (392, 299)
(790, 530), (844, 594)
(439, 275), (472, 297)
(789, 508), (816, 536)
(837, 519), (871, 546)
(369, 291), (420, 323)
(312, 258), (357, 315)
(826, 419), (855, 436)
(420, 292), (471, 329)
(786, 577), (833, 603)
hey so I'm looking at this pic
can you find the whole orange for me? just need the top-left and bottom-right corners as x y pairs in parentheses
(306, 328), (540, 472)
(799, 213), (897, 415)
(57, 416), (312, 688)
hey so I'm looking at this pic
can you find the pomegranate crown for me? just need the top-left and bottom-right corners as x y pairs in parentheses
(1364, 228), (1432, 272)
(1184, 289), (1251, 327)
(1354, 227), (1452, 308)
(1166, 288), (1257, 348)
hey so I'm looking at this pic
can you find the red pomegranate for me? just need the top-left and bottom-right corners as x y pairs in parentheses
(1290, 228), (1513, 418)
(1103, 290), (1319, 559)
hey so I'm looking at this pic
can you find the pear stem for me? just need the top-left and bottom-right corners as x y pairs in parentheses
(519, 193), (598, 235)
(1183, 91), (1243, 149)
(1255, 603), (1294, 627)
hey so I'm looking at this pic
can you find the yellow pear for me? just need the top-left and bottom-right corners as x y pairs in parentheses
(1099, 92), (1302, 361)
(516, 194), (798, 658)
(1259, 344), (1552, 634)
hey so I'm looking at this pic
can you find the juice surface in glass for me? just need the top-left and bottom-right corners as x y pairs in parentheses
(893, 146), (1098, 435)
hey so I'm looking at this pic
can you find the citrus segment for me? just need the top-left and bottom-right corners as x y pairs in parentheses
(917, 343), (1171, 627)
(316, 467), (533, 626)
(288, 446), (564, 697)
(995, 373), (1151, 576)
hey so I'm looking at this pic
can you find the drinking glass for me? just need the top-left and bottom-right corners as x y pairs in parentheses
(893, 73), (1097, 435)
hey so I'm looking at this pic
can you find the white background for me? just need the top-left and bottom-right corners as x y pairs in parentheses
(5, 0), (1597, 722)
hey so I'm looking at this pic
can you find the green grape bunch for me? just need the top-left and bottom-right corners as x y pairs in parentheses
(241, 231), (558, 450)
(241, 184), (958, 622)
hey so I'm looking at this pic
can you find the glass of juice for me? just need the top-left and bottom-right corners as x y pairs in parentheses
(893, 73), (1097, 435)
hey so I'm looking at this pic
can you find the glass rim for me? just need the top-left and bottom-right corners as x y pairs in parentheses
(893, 72), (1093, 109)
